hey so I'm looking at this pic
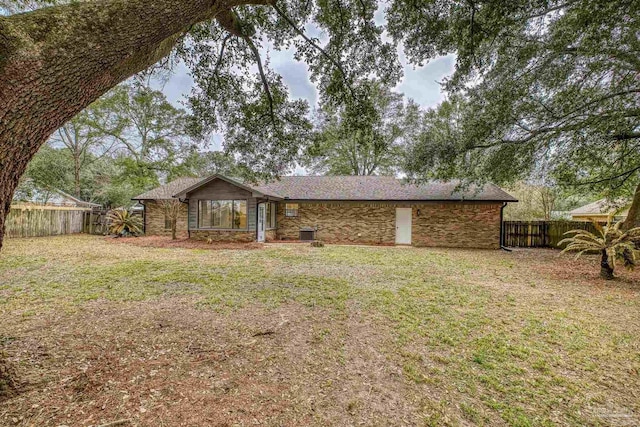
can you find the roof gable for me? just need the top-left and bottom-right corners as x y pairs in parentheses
(172, 174), (270, 198)
(132, 177), (202, 200)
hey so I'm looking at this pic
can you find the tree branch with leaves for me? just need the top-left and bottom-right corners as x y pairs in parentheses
(396, 0), (640, 229)
(0, 0), (400, 249)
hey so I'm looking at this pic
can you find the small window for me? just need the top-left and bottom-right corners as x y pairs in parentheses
(164, 214), (172, 230)
(285, 203), (299, 217)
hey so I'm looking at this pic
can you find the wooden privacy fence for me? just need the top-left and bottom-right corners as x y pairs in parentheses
(503, 221), (598, 248)
(6, 205), (90, 238)
(83, 207), (110, 235)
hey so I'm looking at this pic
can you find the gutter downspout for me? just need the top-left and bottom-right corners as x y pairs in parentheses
(500, 202), (512, 252)
(179, 198), (189, 239)
(141, 201), (146, 235)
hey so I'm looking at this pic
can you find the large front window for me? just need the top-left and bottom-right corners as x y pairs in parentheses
(198, 200), (247, 229)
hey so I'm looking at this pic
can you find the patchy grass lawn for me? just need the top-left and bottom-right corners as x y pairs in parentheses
(0, 235), (639, 427)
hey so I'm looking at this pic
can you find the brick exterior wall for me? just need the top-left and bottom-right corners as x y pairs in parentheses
(265, 229), (277, 241)
(147, 198), (503, 248)
(276, 201), (502, 249)
(191, 230), (255, 242)
(144, 200), (189, 238)
(412, 203), (501, 249)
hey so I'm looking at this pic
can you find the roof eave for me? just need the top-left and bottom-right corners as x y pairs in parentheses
(278, 198), (519, 202)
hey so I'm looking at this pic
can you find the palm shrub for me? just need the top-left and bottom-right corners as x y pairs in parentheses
(107, 208), (143, 237)
(559, 215), (640, 280)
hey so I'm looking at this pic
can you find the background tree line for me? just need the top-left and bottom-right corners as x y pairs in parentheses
(15, 78), (242, 207)
(19, 74), (610, 222)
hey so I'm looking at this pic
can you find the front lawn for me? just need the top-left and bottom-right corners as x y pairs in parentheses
(1, 235), (639, 426)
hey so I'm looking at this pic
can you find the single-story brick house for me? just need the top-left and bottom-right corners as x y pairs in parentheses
(132, 174), (517, 249)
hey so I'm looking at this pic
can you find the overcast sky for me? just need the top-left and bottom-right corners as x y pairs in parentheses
(160, 49), (455, 153)
(162, 52), (455, 110)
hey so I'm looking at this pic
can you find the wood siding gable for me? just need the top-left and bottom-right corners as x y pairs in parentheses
(185, 179), (257, 232)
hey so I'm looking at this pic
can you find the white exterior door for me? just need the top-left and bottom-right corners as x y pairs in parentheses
(257, 204), (266, 242)
(395, 208), (412, 245)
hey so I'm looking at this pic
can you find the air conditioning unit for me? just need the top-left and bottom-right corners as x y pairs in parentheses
(299, 227), (316, 241)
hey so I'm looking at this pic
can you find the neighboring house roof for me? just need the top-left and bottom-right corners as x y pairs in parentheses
(569, 199), (629, 217)
(13, 181), (101, 208)
(54, 190), (102, 208)
(132, 177), (203, 200)
(136, 174), (517, 202)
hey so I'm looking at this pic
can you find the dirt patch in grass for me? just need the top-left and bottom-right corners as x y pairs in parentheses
(529, 248), (640, 285)
(1, 298), (421, 426)
(106, 235), (265, 250)
(0, 355), (18, 403)
(1, 235), (639, 426)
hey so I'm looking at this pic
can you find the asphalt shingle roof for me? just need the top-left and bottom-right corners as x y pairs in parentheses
(132, 177), (203, 200)
(252, 176), (517, 201)
(135, 175), (517, 202)
(569, 198), (629, 215)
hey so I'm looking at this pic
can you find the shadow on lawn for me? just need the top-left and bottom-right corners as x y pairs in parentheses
(105, 236), (264, 251)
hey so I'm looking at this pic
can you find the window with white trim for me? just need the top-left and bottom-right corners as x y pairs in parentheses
(285, 203), (299, 217)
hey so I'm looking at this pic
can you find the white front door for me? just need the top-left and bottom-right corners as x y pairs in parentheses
(395, 208), (412, 245)
(257, 203), (266, 242)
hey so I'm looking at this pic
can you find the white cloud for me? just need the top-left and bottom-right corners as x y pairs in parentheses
(395, 54), (456, 108)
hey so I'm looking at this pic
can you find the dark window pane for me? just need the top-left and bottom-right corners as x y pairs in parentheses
(234, 200), (247, 229)
(270, 203), (276, 228)
(212, 201), (220, 227)
(213, 200), (232, 228)
(199, 200), (212, 228)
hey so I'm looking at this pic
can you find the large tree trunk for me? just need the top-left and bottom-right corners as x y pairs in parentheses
(0, 0), (266, 251)
(600, 249), (614, 280)
(622, 182), (640, 231)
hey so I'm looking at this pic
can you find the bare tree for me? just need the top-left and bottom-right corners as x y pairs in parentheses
(52, 117), (117, 198)
(159, 199), (186, 240)
(538, 187), (558, 221)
